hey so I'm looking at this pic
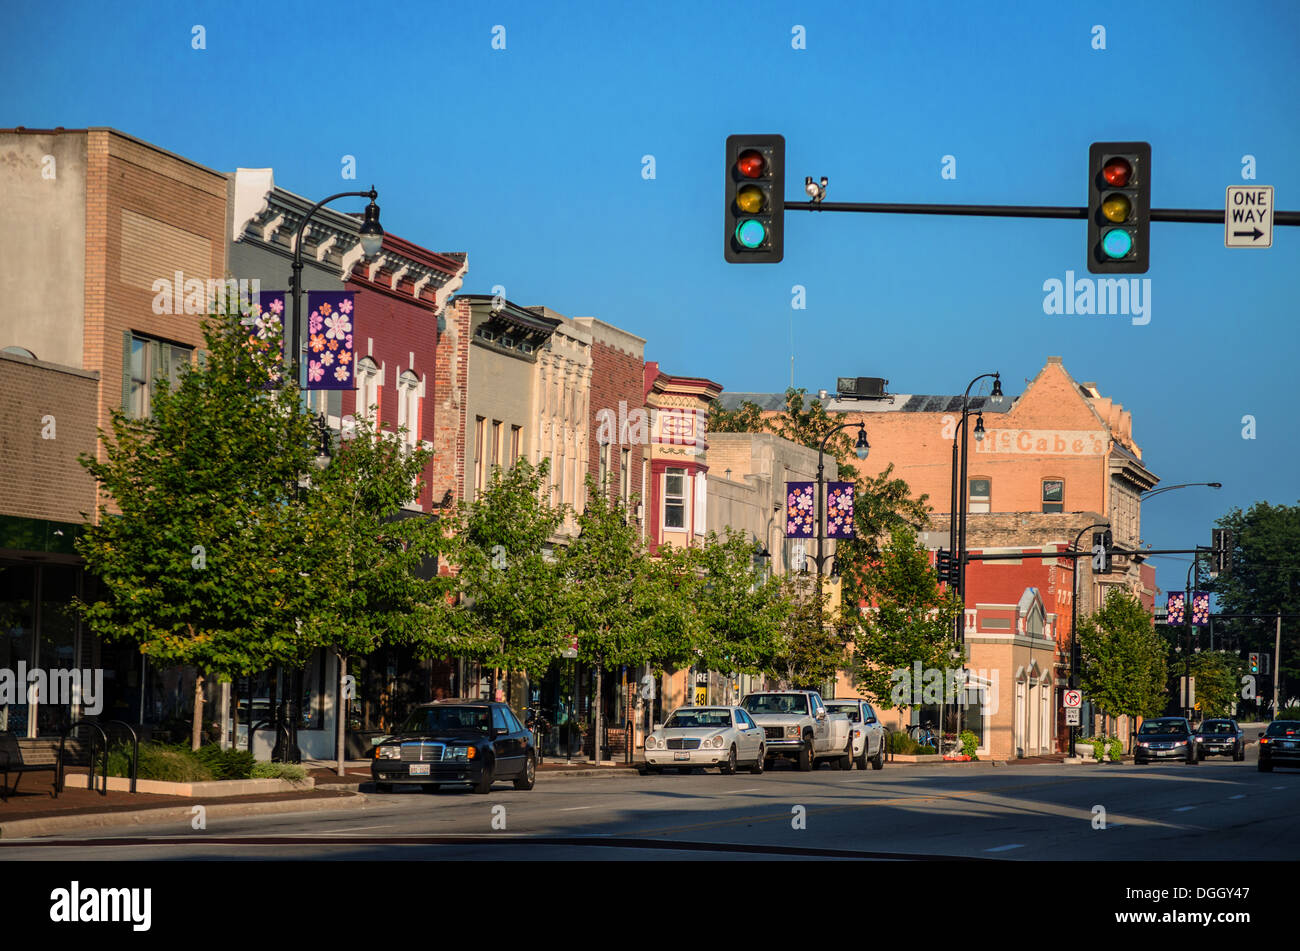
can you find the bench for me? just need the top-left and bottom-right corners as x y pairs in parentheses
(0, 733), (60, 801)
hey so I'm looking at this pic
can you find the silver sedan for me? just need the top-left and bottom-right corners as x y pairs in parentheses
(642, 706), (766, 775)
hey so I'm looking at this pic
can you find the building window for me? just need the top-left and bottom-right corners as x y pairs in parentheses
(510, 425), (522, 463)
(474, 416), (486, 496)
(620, 449), (630, 505)
(598, 442), (610, 492)
(491, 420), (503, 471)
(355, 356), (381, 424)
(664, 468), (686, 530)
(123, 332), (191, 419)
(968, 478), (991, 514)
(396, 370), (420, 449)
(1041, 479), (1065, 513)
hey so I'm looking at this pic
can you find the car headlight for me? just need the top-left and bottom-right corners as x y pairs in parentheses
(645, 736), (659, 750)
(376, 745), (401, 760)
(1136, 741), (1149, 748)
(1173, 740), (1187, 746)
(709, 735), (724, 749)
(786, 726), (801, 738)
(447, 746), (471, 760)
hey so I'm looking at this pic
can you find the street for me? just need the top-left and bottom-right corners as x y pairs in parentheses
(4, 754), (1295, 861)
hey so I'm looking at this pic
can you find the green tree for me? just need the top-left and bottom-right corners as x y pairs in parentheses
(849, 525), (962, 708)
(447, 458), (569, 682)
(1182, 650), (1246, 718)
(767, 572), (846, 690)
(561, 479), (694, 756)
(300, 413), (455, 774)
(1207, 502), (1300, 697)
(1078, 590), (1169, 748)
(76, 311), (315, 749)
(686, 529), (787, 676)
(707, 398), (769, 435)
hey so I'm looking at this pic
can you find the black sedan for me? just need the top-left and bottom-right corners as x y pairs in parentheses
(1194, 718), (1245, 760)
(371, 700), (536, 794)
(1133, 717), (1198, 765)
(1257, 720), (1300, 772)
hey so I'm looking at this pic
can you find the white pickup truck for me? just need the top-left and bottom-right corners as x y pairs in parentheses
(741, 690), (852, 771)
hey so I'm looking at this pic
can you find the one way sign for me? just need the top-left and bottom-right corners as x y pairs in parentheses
(1225, 185), (1273, 248)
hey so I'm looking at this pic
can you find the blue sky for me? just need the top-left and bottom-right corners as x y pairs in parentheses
(4, 0), (1298, 596)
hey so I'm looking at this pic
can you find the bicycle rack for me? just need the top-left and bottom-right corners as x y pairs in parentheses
(60, 720), (109, 796)
(103, 720), (141, 794)
(248, 719), (292, 761)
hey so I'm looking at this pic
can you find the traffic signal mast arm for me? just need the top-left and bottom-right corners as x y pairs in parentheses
(783, 200), (1300, 225)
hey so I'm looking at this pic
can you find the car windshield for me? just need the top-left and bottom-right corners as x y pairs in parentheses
(1265, 721), (1300, 737)
(1199, 721), (1236, 734)
(398, 706), (491, 735)
(1139, 720), (1189, 735)
(743, 694), (809, 716)
(824, 703), (861, 722)
(664, 709), (732, 730)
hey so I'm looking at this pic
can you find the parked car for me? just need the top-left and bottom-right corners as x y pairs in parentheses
(1133, 717), (1197, 765)
(1257, 720), (1300, 772)
(741, 690), (851, 771)
(823, 698), (886, 770)
(1194, 718), (1245, 761)
(371, 700), (535, 794)
(642, 706), (765, 774)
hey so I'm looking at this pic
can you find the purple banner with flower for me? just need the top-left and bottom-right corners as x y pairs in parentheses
(826, 482), (855, 539)
(306, 291), (356, 389)
(1166, 591), (1186, 626)
(1192, 591), (1210, 627)
(241, 290), (286, 387)
(786, 482), (815, 538)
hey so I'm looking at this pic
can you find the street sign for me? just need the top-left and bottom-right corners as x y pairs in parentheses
(1064, 689), (1082, 708)
(1065, 708), (1081, 726)
(1225, 185), (1273, 248)
(639, 674), (656, 700)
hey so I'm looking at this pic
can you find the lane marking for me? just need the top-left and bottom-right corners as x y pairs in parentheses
(715, 788), (761, 795)
(558, 806), (593, 812)
(1174, 806), (1196, 812)
(985, 844), (1023, 852)
(1273, 786), (1286, 790)
(1229, 795), (1246, 800)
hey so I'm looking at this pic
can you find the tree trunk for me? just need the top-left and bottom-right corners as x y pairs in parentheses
(192, 673), (206, 751)
(336, 651), (348, 777)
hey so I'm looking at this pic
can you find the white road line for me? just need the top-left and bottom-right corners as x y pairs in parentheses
(558, 806), (593, 812)
(984, 844), (1023, 852)
(1174, 806), (1196, 812)
(1229, 794), (1246, 800)
(1274, 786), (1286, 790)
(715, 787), (761, 795)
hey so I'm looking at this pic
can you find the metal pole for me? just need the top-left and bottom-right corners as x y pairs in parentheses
(1069, 522), (1109, 757)
(1274, 612), (1282, 719)
(785, 200), (1300, 226)
(1185, 557), (1196, 721)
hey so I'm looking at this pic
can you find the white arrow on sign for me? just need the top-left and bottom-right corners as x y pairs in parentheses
(1225, 185), (1273, 248)
(1064, 689), (1082, 708)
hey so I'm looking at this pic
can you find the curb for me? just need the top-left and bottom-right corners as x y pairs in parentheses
(0, 792), (369, 841)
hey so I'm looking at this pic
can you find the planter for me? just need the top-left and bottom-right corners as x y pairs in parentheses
(94, 775), (315, 797)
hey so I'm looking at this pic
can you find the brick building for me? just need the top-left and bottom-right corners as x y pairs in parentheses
(576, 317), (646, 519)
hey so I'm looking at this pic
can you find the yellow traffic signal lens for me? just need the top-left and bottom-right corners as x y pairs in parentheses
(1102, 195), (1131, 223)
(736, 185), (765, 214)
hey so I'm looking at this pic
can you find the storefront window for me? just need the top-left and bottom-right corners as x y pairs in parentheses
(0, 565), (36, 735)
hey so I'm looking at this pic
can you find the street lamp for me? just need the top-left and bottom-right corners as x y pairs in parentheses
(813, 421), (869, 577)
(1141, 482), (1221, 501)
(1068, 521), (1111, 757)
(948, 372), (1001, 633)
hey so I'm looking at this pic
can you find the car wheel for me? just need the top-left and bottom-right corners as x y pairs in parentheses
(798, 738), (814, 772)
(837, 745), (852, 771)
(514, 753), (536, 790)
(871, 738), (885, 770)
(472, 759), (495, 794)
(1188, 749), (1198, 765)
(749, 746), (765, 775)
(763, 757), (775, 771)
(375, 782), (392, 794)
(854, 739), (869, 770)
(721, 745), (737, 775)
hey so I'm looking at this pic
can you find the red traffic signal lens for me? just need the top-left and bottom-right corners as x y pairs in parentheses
(736, 150), (765, 179)
(1103, 157), (1132, 187)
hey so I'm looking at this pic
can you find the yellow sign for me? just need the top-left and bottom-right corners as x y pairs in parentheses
(694, 686), (707, 706)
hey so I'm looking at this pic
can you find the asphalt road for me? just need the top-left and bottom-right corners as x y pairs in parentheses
(4, 748), (1296, 861)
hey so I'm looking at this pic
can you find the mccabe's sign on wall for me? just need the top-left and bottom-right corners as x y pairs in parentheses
(974, 430), (1108, 456)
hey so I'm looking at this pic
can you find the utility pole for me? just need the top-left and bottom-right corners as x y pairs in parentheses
(1274, 612), (1283, 719)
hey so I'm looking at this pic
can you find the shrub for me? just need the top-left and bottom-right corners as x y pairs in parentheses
(1276, 706), (1300, 721)
(192, 744), (255, 780)
(251, 762), (308, 783)
(959, 730), (979, 759)
(915, 745), (937, 755)
(888, 731), (919, 754)
(1107, 737), (1124, 761)
(105, 743), (214, 783)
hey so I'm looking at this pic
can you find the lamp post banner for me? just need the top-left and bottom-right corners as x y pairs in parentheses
(1167, 591), (1186, 626)
(786, 482), (815, 538)
(305, 291), (356, 390)
(243, 289), (286, 387)
(826, 482), (855, 538)
(1192, 591), (1210, 627)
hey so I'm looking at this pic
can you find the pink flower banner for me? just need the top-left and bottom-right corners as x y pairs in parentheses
(1192, 591), (1210, 627)
(786, 482), (815, 538)
(241, 290), (286, 388)
(306, 291), (356, 390)
(1166, 591), (1186, 626)
(826, 482), (855, 539)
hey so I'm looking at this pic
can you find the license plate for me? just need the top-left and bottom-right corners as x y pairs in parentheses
(1284, 742), (1297, 749)
(409, 764), (430, 776)
(673, 752), (690, 761)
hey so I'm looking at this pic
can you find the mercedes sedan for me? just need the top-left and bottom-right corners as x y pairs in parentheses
(371, 700), (536, 794)
(1258, 720), (1300, 772)
(642, 706), (766, 775)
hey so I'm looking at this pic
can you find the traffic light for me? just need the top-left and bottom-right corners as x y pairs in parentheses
(936, 549), (959, 587)
(724, 134), (784, 263)
(1211, 528), (1233, 577)
(1092, 530), (1113, 574)
(1087, 141), (1151, 273)
(1249, 653), (1260, 675)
